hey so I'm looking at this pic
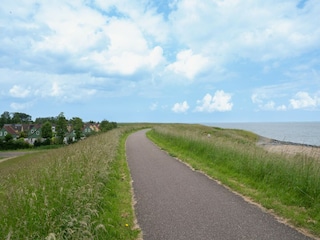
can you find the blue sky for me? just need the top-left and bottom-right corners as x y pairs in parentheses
(1, 0), (319, 123)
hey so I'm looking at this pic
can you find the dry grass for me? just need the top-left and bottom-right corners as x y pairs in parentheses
(0, 126), (142, 239)
(262, 144), (320, 160)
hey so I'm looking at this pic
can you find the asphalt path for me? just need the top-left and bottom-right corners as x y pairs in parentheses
(126, 129), (313, 240)
(0, 151), (31, 163)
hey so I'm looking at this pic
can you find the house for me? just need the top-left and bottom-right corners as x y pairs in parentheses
(82, 123), (100, 136)
(8, 123), (30, 137)
(0, 122), (101, 144)
(27, 124), (42, 144)
(0, 125), (18, 141)
(64, 130), (76, 143)
(82, 125), (92, 136)
(90, 123), (100, 132)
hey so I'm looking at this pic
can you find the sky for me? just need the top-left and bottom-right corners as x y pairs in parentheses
(0, 0), (320, 123)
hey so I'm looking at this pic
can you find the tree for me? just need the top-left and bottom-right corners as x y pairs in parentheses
(5, 133), (13, 142)
(56, 112), (67, 144)
(35, 117), (57, 124)
(42, 121), (53, 140)
(0, 111), (11, 127)
(71, 117), (83, 141)
(11, 112), (32, 123)
(100, 120), (117, 132)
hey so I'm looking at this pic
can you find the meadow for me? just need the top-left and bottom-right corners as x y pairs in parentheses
(147, 124), (320, 237)
(0, 125), (146, 239)
(1, 123), (319, 239)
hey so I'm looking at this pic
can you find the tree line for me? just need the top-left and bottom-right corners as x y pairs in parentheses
(0, 111), (32, 126)
(0, 111), (117, 150)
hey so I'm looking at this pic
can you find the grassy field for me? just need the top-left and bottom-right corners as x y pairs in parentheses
(0, 125), (145, 239)
(1, 123), (319, 239)
(147, 124), (320, 237)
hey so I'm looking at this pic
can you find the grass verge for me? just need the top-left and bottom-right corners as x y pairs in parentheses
(0, 126), (142, 239)
(147, 124), (320, 238)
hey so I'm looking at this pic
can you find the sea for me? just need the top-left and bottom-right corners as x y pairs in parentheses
(205, 122), (320, 147)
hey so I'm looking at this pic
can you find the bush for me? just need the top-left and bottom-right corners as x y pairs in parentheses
(34, 138), (52, 148)
(0, 139), (31, 150)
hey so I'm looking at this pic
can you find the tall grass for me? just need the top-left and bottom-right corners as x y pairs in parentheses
(147, 124), (320, 237)
(0, 126), (142, 239)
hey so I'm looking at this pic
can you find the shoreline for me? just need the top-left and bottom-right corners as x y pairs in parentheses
(258, 136), (320, 148)
(257, 136), (320, 159)
(207, 122), (320, 147)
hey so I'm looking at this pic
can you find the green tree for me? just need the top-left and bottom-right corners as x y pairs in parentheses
(19, 131), (27, 138)
(42, 121), (53, 140)
(100, 120), (117, 132)
(56, 112), (67, 144)
(12, 112), (32, 123)
(71, 117), (83, 141)
(5, 133), (13, 142)
(0, 111), (11, 127)
(35, 117), (57, 124)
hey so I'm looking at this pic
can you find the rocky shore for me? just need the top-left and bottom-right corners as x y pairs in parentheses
(258, 136), (320, 159)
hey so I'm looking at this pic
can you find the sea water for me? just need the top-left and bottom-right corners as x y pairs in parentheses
(205, 122), (320, 146)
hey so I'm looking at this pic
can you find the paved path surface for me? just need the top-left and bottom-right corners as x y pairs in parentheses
(0, 151), (31, 163)
(126, 130), (313, 240)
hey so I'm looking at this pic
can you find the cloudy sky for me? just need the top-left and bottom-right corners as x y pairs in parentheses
(1, 0), (319, 123)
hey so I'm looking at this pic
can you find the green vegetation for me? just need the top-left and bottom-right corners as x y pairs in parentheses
(0, 111), (32, 126)
(2, 122), (318, 238)
(100, 120), (118, 132)
(70, 117), (84, 141)
(42, 121), (53, 140)
(147, 124), (320, 237)
(0, 125), (142, 239)
(0, 138), (31, 150)
(0, 111), (118, 149)
(56, 112), (68, 144)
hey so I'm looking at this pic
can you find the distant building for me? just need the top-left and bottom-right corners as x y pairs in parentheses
(0, 123), (100, 144)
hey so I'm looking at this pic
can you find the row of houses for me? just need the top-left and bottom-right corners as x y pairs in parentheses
(0, 123), (100, 144)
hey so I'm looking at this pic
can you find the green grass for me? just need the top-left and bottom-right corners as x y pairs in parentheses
(0, 126), (143, 239)
(147, 124), (320, 237)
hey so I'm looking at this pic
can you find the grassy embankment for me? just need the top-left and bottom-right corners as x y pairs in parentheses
(0, 125), (146, 239)
(147, 124), (320, 237)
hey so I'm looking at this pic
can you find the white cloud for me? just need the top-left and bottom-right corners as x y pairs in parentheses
(10, 101), (33, 110)
(1, 69), (102, 104)
(1, 1), (166, 78)
(166, 49), (209, 79)
(251, 83), (296, 111)
(150, 102), (158, 111)
(84, 18), (165, 76)
(172, 101), (189, 113)
(170, 0), (320, 62)
(195, 91), (233, 112)
(50, 82), (62, 97)
(94, 0), (169, 43)
(1, 1), (320, 122)
(254, 100), (287, 111)
(34, 2), (106, 54)
(106, 19), (147, 54)
(149, 46), (164, 68)
(277, 105), (287, 111)
(252, 87), (320, 111)
(290, 91), (320, 109)
(9, 85), (30, 98)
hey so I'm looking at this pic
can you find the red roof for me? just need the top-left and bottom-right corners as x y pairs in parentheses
(4, 125), (17, 135)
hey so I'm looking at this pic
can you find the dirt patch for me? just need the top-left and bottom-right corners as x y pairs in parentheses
(257, 136), (320, 159)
